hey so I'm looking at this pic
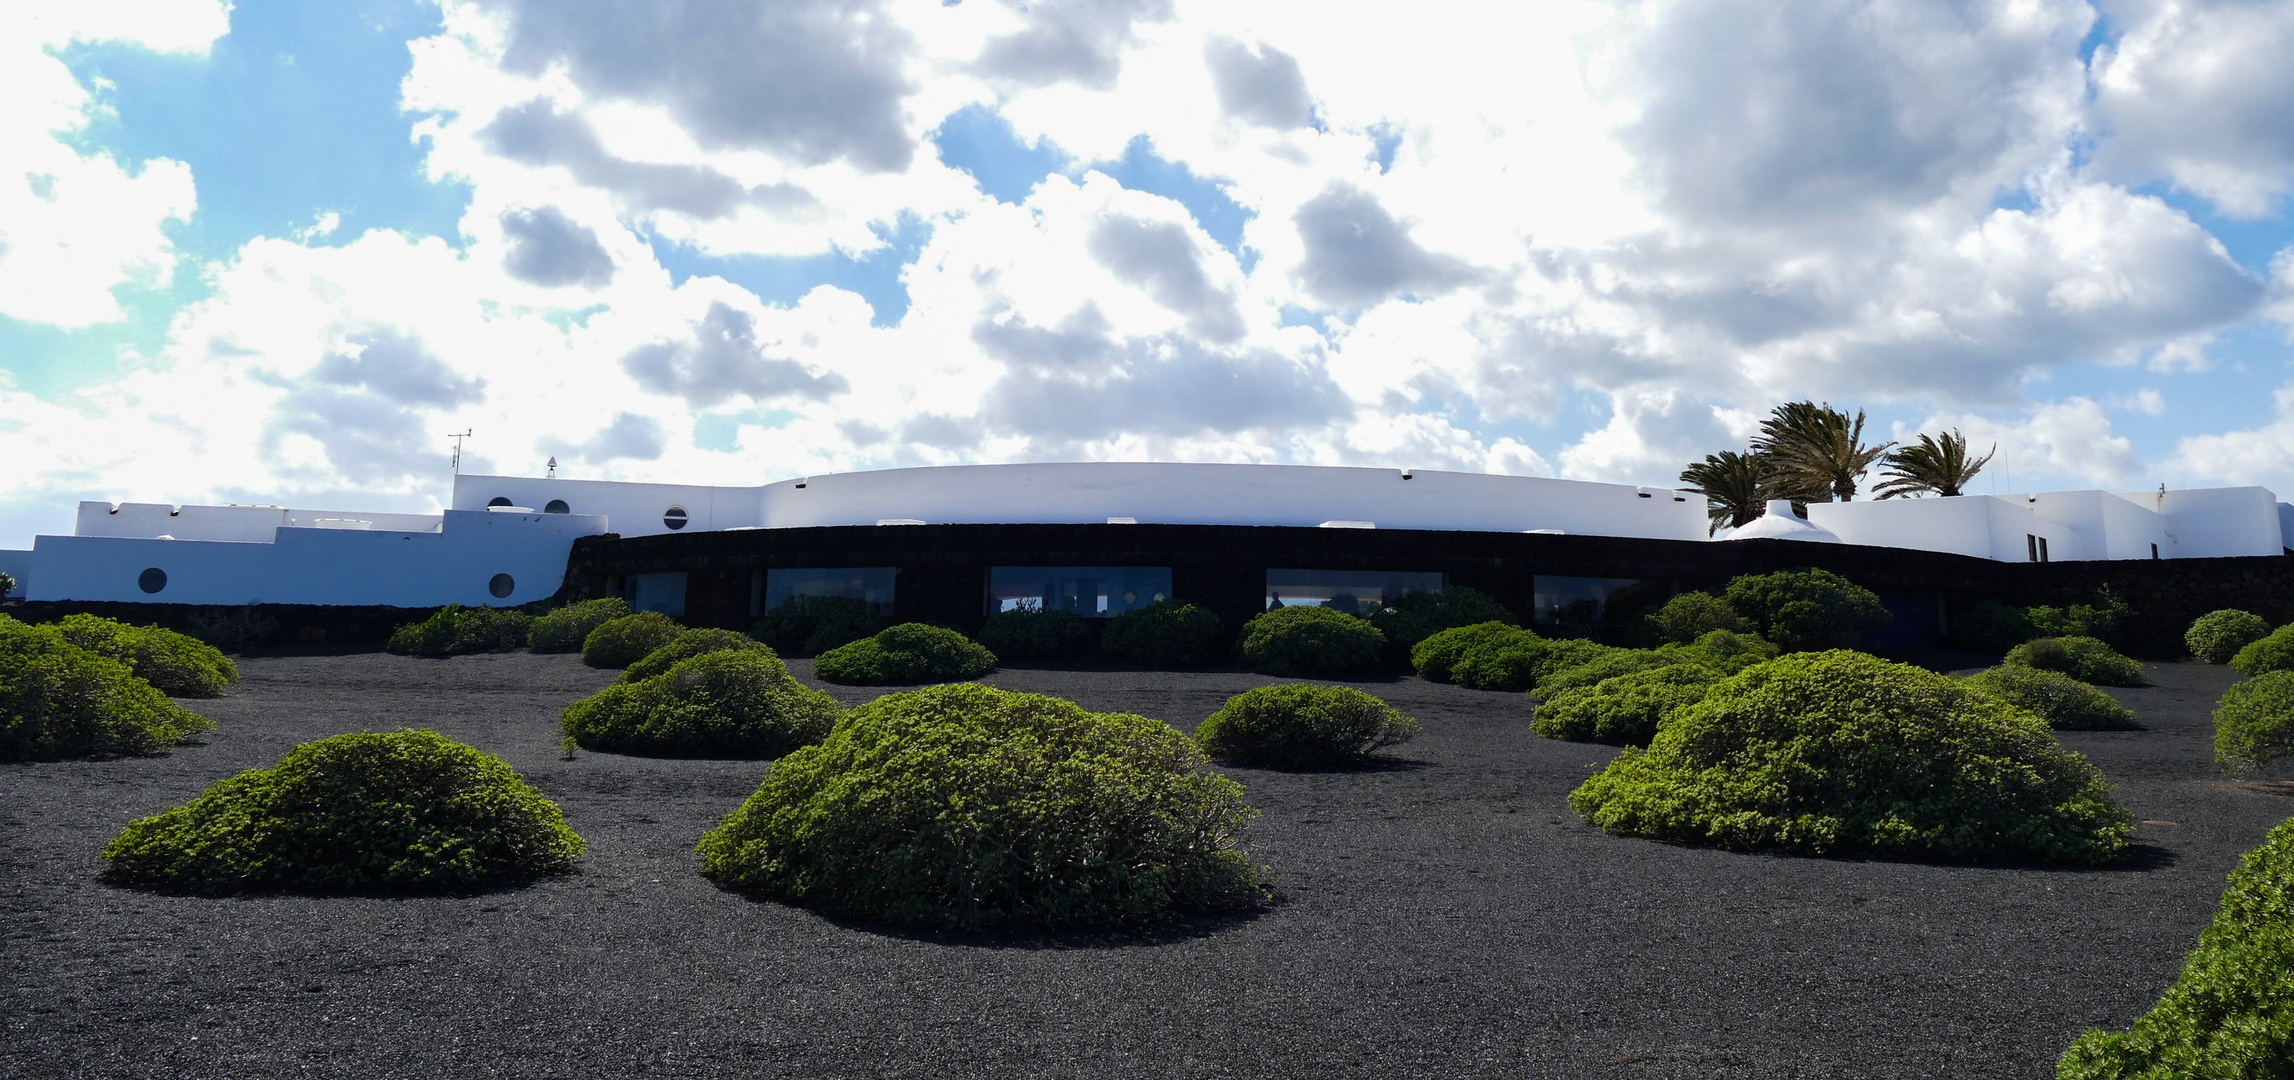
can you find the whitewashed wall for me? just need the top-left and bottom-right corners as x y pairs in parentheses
(1809, 496), (2082, 562)
(755, 463), (1709, 539)
(26, 509), (602, 606)
(74, 501), (446, 542)
(451, 475), (760, 537)
(2142, 487), (2286, 558)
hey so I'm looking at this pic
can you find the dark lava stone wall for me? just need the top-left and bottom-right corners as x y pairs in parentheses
(2008, 555), (2294, 652)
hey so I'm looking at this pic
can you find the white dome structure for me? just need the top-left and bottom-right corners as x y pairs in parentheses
(1723, 499), (1843, 543)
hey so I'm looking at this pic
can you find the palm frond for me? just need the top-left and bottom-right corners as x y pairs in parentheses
(1876, 430), (1994, 498)
(1679, 450), (1775, 534)
(1753, 401), (1893, 501)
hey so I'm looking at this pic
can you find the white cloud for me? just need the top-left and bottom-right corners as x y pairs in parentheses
(13, 0), (2294, 547)
(2091, 0), (2294, 218)
(0, 1), (227, 328)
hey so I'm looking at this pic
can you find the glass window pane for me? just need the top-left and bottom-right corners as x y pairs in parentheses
(987, 567), (1172, 618)
(624, 572), (688, 617)
(1264, 569), (1443, 615)
(764, 568), (897, 615)
(1532, 576), (1666, 626)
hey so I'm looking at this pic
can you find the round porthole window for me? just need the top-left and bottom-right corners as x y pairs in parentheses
(543, 499), (570, 514)
(489, 573), (515, 599)
(487, 496), (513, 508)
(663, 505), (688, 530)
(138, 567), (167, 594)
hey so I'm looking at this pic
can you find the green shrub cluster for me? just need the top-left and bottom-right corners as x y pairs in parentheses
(52, 613), (239, 697)
(2187, 609), (2271, 665)
(748, 595), (888, 657)
(2028, 587), (2135, 648)
(2214, 671), (2294, 773)
(1532, 663), (1721, 746)
(582, 611), (682, 668)
(385, 605), (532, 658)
(1100, 600), (1225, 667)
(1962, 666), (2141, 731)
(562, 650), (840, 758)
(2007, 636), (2149, 687)
(528, 598), (631, 653)
(695, 683), (1267, 930)
(1412, 622), (1537, 684)
(1532, 630), (1776, 698)
(1365, 586), (1516, 658)
(1195, 684), (1419, 769)
(1569, 651), (2132, 864)
(0, 617), (213, 761)
(620, 627), (772, 682)
(101, 729), (583, 894)
(2058, 815), (2294, 1077)
(975, 606), (1095, 658)
(1235, 605), (1387, 676)
(1642, 591), (1743, 645)
(2231, 625), (2294, 678)
(814, 623), (998, 685)
(1722, 569), (1890, 651)
(1950, 599), (2039, 656)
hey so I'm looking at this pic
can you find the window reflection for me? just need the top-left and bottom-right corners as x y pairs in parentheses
(761, 567), (896, 617)
(1264, 569), (1443, 615)
(987, 567), (1171, 618)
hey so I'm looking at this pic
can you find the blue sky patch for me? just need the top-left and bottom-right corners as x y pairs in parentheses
(648, 214), (934, 328)
(693, 408), (799, 452)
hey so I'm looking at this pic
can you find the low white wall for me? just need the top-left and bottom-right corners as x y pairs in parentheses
(1808, 496), (2082, 562)
(2142, 487), (2286, 558)
(27, 509), (602, 606)
(452, 475), (759, 537)
(73, 501), (445, 542)
(755, 463), (1709, 539)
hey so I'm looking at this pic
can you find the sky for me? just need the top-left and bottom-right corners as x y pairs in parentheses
(3, 0), (2293, 549)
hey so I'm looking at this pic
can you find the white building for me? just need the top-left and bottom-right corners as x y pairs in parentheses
(0, 462), (2285, 606)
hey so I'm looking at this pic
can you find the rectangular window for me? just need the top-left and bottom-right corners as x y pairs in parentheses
(1264, 569), (1443, 615)
(1532, 576), (1663, 626)
(2151, 542), (2160, 560)
(762, 567), (896, 616)
(624, 572), (688, 617)
(2027, 534), (2039, 562)
(987, 567), (1172, 618)
(2038, 536), (2051, 562)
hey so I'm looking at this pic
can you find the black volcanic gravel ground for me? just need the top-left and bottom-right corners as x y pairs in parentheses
(5, 649), (2291, 1079)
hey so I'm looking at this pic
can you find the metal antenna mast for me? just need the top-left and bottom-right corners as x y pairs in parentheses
(449, 430), (473, 475)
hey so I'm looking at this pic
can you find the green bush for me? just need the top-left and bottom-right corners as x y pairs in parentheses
(695, 683), (1267, 931)
(1457, 637), (1615, 693)
(748, 595), (888, 657)
(1101, 600), (1225, 667)
(1236, 605), (1387, 676)
(1951, 599), (2039, 656)
(813, 623), (998, 685)
(1723, 568), (1891, 651)
(2028, 587), (2135, 648)
(1195, 684), (1419, 768)
(1963, 666), (2142, 732)
(385, 605), (532, 658)
(1643, 592), (1743, 645)
(52, 613), (239, 698)
(2232, 625), (2294, 678)
(620, 627), (772, 683)
(562, 650), (840, 758)
(101, 728), (583, 894)
(0, 570), (14, 597)
(582, 611), (682, 668)
(1673, 628), (1781, 672)
(1568, 651), (2132, 864)
(2187, 610), (2272, 665)
(1412, 622), (1538, 683)
(976, 606), (1095, 658)
(0, 617), (213, 761)
(1534, 648), (1681, 698)
(1531, 663), (1721, 746)
(2058, 815), (2294, 1077)
(2214, 671), (2294, 773)
(528, 597), (631, 653)
(2007, 636), (2149, 687)
(1366, 586), (1516, 657)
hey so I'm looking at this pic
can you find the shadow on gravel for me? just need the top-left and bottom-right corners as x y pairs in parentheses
(1214, 756), (1433, 775)
(706, 883), (1275, 949)
(98, 873), (569, 901)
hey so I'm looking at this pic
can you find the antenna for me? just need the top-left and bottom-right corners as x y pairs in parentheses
(449, 430), (473, 475)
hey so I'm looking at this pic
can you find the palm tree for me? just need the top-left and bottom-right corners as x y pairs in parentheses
(1753, 401), (1892, 502)
(1875, 430), (1994, 498)
(1680, 450), (1774, 534)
